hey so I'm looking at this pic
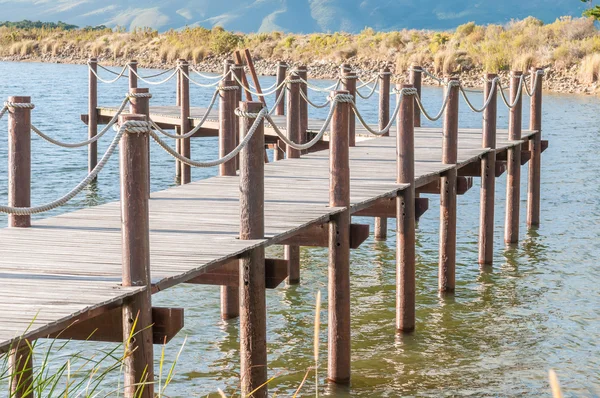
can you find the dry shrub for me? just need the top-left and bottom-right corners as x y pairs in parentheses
(580, 53), (600, 83)
(192, 47), (206, 63)
(513, 53), (536, 72)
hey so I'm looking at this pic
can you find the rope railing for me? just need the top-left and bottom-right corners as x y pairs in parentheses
(410, 67), (444, 84)
(414, 79), (459, 121)
(459, 78), (499, 113)
(299, 88), (331, 109)
(356, 78), (380, 100)
(30, 96), (130, 148)
(128, 67), (178, 85)
(351, 88), (418, 136)
(268, 86), (287, 115)
(0, 120), (147, 215)
(190, 65), (226, 80)
(178, 67), (225, 88)
(497, 75), (525, 109)
(230, 72), (287, 97)
(89, 63), (129, 84)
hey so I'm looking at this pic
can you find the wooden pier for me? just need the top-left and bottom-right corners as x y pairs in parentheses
(0, 56), (546, 397)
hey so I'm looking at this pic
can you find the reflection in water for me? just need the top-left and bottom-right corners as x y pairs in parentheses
(0, 61), (599, 396)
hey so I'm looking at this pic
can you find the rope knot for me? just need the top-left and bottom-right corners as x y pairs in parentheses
(4, 101), (35, 110)
(128, 92), (153, 99)
(234, 107), (268, 119)
(122, 120), (151, 135)
(218, 85), (240, 91)
(330, 93), (354, 103)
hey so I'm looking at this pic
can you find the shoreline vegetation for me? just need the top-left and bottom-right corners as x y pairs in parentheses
(2, 17), (600, 94)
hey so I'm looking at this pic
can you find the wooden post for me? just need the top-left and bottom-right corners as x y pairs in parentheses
(439, 77), (459, 293)
(128, 60), (138, 90)
(340, 65), (356, 147)
(374, 67), (391, 241)
(410, 65), (422, 127)
(296, 66), (308, 151)
(327, 90), (351, 384)
(118, 114), (153, 398)
(275, 61), (287, 116)
(223, 59), (234, 78)
(9, 340), (34, 398)
(129, 88), (151, 197)
(88, 58), (98, 177)
(478, 73), (498, 265)
(219, 79), (240, 320)
(527, 67), (543, 228)
(396, 84), (416, 333)
(238, 101), (267, 398)
(505, 71), (523, 244)
(179, 59), (191, 184)
(175, 61), (181, 181)
(7, 96), (31, 228)
(285, 71), (301, 283)
(232, 64), (243, 170)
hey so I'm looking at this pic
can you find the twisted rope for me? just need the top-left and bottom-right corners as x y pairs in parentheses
(0, 102), (35, 120)
(230, 72), (286, 97)
(30, 97), (130, 148)
(0, 106), (6, 120)
(89, 63), (129, 84)
(356, 78), (380, 100)
(497, 75), (525, 109)
(150, 108), (268, 167)
(523, 69), (545, 98)
(459, 78), (499, 113)
(0, 121), (147, 215)
(299, 88), (331, 109)
(351, 88), (418, 136)
(414, 80), (460, 121)
(410, 67), (444, 84)
(268, 86), (287, 116)
(179, 67), (224, 88)
(129, 67), (178, 85)
(190, 66), (226, 80)
(299, 77), (341, 93)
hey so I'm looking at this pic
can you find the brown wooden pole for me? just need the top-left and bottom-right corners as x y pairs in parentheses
(9, 340), (34, 398)
(505, 71), (523, 244)
(7, 96), (31, 228)
(238, 101), (267, 398)
(478, 73), (498, 265)
(179, 59), (191, 184)
(296, 66), (308, 152)
(128, 60), (138, 90)
(129, 88), (151, 197)
(175, 61), (181, 181)
(439, 77), (459, 293)
(118, 113), (153, 398)
(527, 67), (543, 228)
(232, 64), (243, 171)
(223, 59), (234, 77)
(396, 84), (416, 333)
(219, 79), (240, 320)
(275, 61), (287, 116)
(244, 49), (266, 107)
(233, 51), (253, 102)
(285, 71), (301, 283)
(410, 65), (422, 127)
(88, 58), (98, 177)
(340, 65), (356, 147)
(328, 90), (351, 384)
(374, 67), (391, 241)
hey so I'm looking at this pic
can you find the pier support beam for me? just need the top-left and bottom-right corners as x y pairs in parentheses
(7, 96), (32, 228)
(238, 101), (267, 398)
(285, 71), (301, 285)
(478, 73), (498, 265)
(119, 114), (154, 398)
(410, 65), (422, 128)
(505, 71), (523, 244)
(129, 88), (151, 196)
(396, 84), (416, 333)
(328, 90), (351, 384)
(297, 66), (309, 154)
(527, 68), (543, 228)
(128, 60), (138, 90)
(219, 80), (240, 320)
(178, 59), (191, 184)
(273, 61), (287, 161)
(340, 64), (357, 147)
(88, 58), (98, 177)
(374, 67), (391, 241)
(439, 77), (459, 294)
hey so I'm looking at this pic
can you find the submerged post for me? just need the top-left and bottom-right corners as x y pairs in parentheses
(128, 60), (138, 90)
(118, 114), (154, 398)
(340, 64), (356, 147)
(328, 90), (351, 384)
(88, 58), (98, 177)
(219, 79), (240, 320)
(7, 96), (32, 228)
(409, 65), (423, 127)
(238, 101), (267, 397)
(285, 71), (301, 283)
(505, 71), (523, 244)
(374, 67), (391, 241)
(527, 67), (543, 228)
(396, 84), (416, 333)
(478, 73), (498, 265)
(179, 59), (191, 184)
(439, 77), (459, 293)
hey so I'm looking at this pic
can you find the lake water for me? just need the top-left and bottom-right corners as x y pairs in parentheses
(0, 61), (598, 397)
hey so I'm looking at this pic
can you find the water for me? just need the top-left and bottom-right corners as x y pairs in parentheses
(0, 61), (599, 397)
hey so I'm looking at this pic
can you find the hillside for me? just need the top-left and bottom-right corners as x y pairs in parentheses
(1, 0), (584, 33)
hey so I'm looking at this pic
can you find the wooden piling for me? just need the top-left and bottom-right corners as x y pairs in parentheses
(340, 64), (357, 147)
(328, 90), (351, 384)
(232, 64), (243, 170)
(219, 79), (240, 320)
(238, 101), (267, 398)
(439, 77), (459, 293)
(285, 71), (301, 283)
(396, 84), (416, 333)
(374, 67), (391, 241)
(128, 60), (138, 90)
(478, 73), (498, 265)
(527, 67), (543, 228)
(175, 61), (181, 181)
(409, 65), (422, 127)
(118, 113), (153, 398)
(129, 88), (151, 196)
(7, 96), (31, 228)
(179, 59), (191, 184)
(505, 71), (523, 244)
(275, 61), (287, 116)
(296, 66), (309, 152)
(88, 58), (98, 177)
(9, 340), (33, 398)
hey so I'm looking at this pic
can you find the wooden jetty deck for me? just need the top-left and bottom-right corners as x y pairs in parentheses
(0, 58), (546, 397)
